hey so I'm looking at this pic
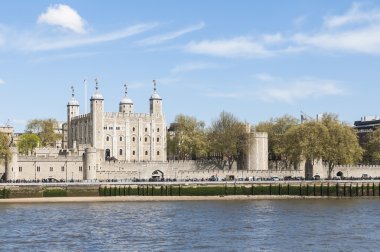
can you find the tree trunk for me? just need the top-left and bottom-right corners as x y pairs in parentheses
(328, 162), (334, 179)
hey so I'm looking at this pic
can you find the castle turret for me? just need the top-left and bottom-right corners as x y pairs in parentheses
(119, 84), (134, 113)
(84, 147), (97, 181)
(5, 147), (18, 181)
(246, 132), (268, 170)
(67, 86), (80, 149)
(90, 78), (104, 150)
(149, 80), (162, 116)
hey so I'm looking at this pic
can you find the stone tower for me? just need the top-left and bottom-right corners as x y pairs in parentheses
(246, 132), (269, 170)
(67, 86), (80, 149)
(90, 78), (104, 150)
(119, 84), (134, 113)
(5, 147), (18, 181)
(84, 147), (97, 181)
(149, 80), (162, 116)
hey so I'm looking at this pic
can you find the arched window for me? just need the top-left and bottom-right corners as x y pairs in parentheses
(106, 136), (110, 141)
(157, 128), (160, 132)
(145, 127), (147, 132)
(145, 151), (148, 155)
(157, 137), (159, 142)
(132, 151), (135, 155)
(157, 151), (160, 155)
(119, 136), (123, 141)
(133, 127), (135, 132)
(132, 137), (135, 142)
(145, 137), (147, 142)
(119, 149), (123, 155)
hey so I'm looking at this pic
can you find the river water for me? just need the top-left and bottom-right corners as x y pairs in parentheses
(0, 199), (379, 251)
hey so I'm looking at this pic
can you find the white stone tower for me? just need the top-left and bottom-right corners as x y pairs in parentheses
(90, 78), (104, 150)
(149, 80), (162, 116)
(246, 132), (269, 170)
(67, 86), (80, 149)
(119, 84), (134, 113)
(5, 147), (18, 181)
(84, 147), (97, 181)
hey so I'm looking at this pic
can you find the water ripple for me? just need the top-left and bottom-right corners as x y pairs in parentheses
(0, 199), (379, 251)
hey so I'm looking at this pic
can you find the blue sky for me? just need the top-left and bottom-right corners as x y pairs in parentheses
(1, 1), (379, 132)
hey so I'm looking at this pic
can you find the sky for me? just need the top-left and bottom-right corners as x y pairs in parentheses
(1, 1), (380, 132)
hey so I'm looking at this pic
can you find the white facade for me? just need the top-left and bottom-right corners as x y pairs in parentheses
(65, 82), (167, 163)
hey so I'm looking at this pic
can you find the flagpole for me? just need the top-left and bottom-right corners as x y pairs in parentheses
(84, 79), (87, 114)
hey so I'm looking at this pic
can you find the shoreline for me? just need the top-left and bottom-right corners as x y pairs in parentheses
(0, 195), (374, 204)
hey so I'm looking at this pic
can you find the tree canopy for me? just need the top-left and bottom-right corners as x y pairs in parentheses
(26, 119), (61, 147)
(361, 127), (380, 164)
(208, 111), (249, 169)
(321, 115), (363, 178)
(167, 114), (208, 160)
(0, 132), (12, 162)
(17, 133), (41, 155)
(256, 115), (298, 169)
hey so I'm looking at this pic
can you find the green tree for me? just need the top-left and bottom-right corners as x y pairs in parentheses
(26, 119), (61, 147)
(321, 114), (363, 178)
(208, 111), (249, 170)
(167, 114), (208, 160)
(256, 115), (298, 169)
(17, 133), (41, 155)
(284, 121), (329, 178)
(362, 127), (380, 164)
(0, 132), (12, 162)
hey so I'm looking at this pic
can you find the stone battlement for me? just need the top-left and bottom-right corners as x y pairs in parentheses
(104, 112), (151, 119)
(72, 113), (90, 120)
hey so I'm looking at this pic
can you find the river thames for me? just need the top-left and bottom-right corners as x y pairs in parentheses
(0, 199), (379, 251)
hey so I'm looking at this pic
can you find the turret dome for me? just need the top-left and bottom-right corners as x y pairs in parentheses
(91, 90), (103, 100)
(150, 91), (161, 100)
(120, 96), (133, 104)
(91, 78), (104, 100)
(68, 86), (79, 106)
(120, 84), (133, 104)
(150, 80), (162, 100)
(68, 97), (79, 106)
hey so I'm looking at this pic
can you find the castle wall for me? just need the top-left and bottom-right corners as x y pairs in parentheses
(331, 165), (380, 179)
(8, 155), (84, 181)
(97, 160), (301, 181)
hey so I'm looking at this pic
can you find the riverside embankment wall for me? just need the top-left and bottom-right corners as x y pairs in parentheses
(2, 181), (380, 199)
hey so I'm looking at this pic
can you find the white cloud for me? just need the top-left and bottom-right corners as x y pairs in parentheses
(30, 51), (100, 63)
(185, 37), (273, 58)
(38, 4), (87, 34)
(171, 62), (218, 74)
(12, 119), (27, 125)
(323, 3), (380, 29)
(261, 33), (284, 44)
(293, 26), (380, 54)
(260, 77), (344, 104)
(0, 78), (4, 85)
(203, 76), (344, 103)
(24, 23), (158, 51)
(254, 73), (277, 82)
(138, 22), (205, 46)
(183, 4), (380, 57)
